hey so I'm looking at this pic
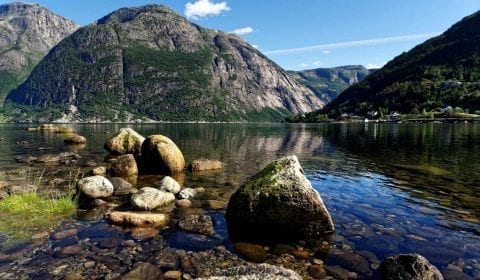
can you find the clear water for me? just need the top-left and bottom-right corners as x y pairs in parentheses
(0, 123), (479, 277)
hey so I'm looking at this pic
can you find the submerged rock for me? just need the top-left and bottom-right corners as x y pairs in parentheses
(107, 211), (169, 227)
(226, 155), (334, 242)
(140, 135), (185, 174)
(377, 254), (444, 280)
(155, 176), (181, 194)
(131, 187), (175, 210)
(178, 215), (215, 236)
(111, 154), (138, 177)
(104, 128), (145, 155)
(64, 134), (87, 145)
(197, 264), (302, 280)
(77, 176), (114, 198)
(55, 127), (75, 134)
(189, 159), (225, 172)
(34, 152), (81, 164)
(120, 262), (163, 280)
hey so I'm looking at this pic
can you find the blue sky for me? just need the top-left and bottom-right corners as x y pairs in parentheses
(2, 0), (479, 70)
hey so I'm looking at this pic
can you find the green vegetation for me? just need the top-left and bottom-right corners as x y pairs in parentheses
(0, 193), (75, 242)
(294, 11), (480, 122)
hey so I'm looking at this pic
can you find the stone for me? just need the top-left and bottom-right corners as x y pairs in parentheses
(107, 211), (169, 227)
(291, 249), (311, 259)
(204, 200), (227, 210)
(35, 152), (81, 164)
(328, 248), (371, 275)
(325, 266), (355, 280)
(155, 176), (181, 194)
(308, 265), (326, 279)
(178, 215), (215, 236)
(178, 188), (197, 199)
(110, 177), (136, 196)
(104, 128), (145, 155)
(64, 134), (87, 144)
(164, 270), (182, 279)
(77, 176), (114, 198)
(31, 231), (50, 239)
(121, 262), (163, 280)
(226, 155), (334, 242)
(131, 187), (175, 210)
(196, 264), (302, 280)
(130, 228), (159, 240)
(84, 261), (95, 269)
(55, 127), (75, 134)
(140, 135), (185, 174)
(272, 244), (295, 255)
(64, 273), (84, 280)
(111, 154), (138, 177)
(52, 229), (78, 240)
(189, 159), (224, 172)
(92, 166), (106, 175)
(56, 245), (83, 257)
(378, 254), (444, 280)
(233, 242), (268, 263)
(176, 199), (192, 208)
(154, 248), (179, 270)
(8, 184), (37, 194)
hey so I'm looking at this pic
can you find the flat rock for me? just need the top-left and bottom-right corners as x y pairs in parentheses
(178, 215), (215, 236)
(107, 211), (169, 227)
(197, 264), (302, 280)
(189, 159), (224, 172)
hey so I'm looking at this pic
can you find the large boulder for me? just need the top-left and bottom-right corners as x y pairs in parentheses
(197, 264), (302, 280)
(131, 187), (175, 210)
(154, 176), (181, 194)
(140, 135), (185, 174)
(377, 254), (444, 280)
(111, 154), (138, 177)
(226, 155), (334, 242)
(104, 128), (145, 155)
(77, 176), (114, 198)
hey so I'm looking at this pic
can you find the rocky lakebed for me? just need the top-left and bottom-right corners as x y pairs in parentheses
(0, 124), (476, 280)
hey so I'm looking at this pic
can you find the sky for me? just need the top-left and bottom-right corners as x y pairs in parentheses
(1, 0), (479, 70)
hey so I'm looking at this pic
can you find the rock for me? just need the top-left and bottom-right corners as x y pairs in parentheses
(77, 176), (114, 198)
(104, 128), (145, 155)
(83, 261), (95, 269)
(51, 229), (78, 240)
(226, 155), (334, 241)
(31, 231), (50, 239)
(291, 249), (311, 259)
(272, 244), (295, 255)
(325, 266), (355, 280)
(196, 264), (302, 280)
(154, 248), (179, 270)
(140, 135), (185, 174)
(121, 262), (163, 280)
(39, 124), (58, 131)
(64, 134), (87, 144)
(178, 188), (197, 199)
(176, 199), (192, 208)
(155, 176), (181, 194)
(328, 248), (371, 275)
(309, 265), (327, 279)
(55, 245), (83, 257)
(233, 242), (268, 263)
(130, 228), (159, 240)
(378, 254), (444, 280)
(35, 152), (81, 164)
(27, 127), (38, 132)
(189, 159), (224, 172)
(55, 127), (75, 134)
(107, 211), (169, 227)
(164, 270), (182, 279)
(131, 187), (175, 210)
(110, 177), (137, 196)
(8, 184), (37, 194)
(64, 273), (84, 280)
(178, 215), (215, 236)
(92, 166), (106, 175)
(111, 154), (138, 177)
(15, 155), (37, 164)
(204, 200), (227, 210)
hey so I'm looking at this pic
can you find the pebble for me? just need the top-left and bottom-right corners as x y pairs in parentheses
(83, 261), (96, 268)
(164, 270), (182, 279)
(312, 259), (324, 265)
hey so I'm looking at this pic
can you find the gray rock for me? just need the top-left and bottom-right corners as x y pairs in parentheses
(104, 128), (145, 155)
(8, 184), (37, 194)
(197, 264), (302, 280)
(378, 254), (444, 280)
(110, 177), (136, 196)
(77, 176), (114, 198)
(155, 176), (181, 194)
(178, 188), (197, 199)
(178, 215), (215, 236)
(226, 155), (334, 241)
(131, 187), (175, 210)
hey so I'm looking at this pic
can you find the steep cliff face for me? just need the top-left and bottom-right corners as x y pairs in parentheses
(6, 5), (323, 122)
(290, 65), (373, 103)
(0, 2), (78, 102)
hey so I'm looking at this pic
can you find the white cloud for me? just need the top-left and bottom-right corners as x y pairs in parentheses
(185, 0), (231, 19)
(322, 50), (330, 54)
(365, 62), (386, 69)
(264, 32), (440, 55)
(230, 27), (254, 36)
(299, 63), (309, 68)
(312, 61), (322, 67)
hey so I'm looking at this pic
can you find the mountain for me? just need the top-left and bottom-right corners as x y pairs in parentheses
(5, 5), (324, 122)
(289, 65), (373, 103)
(307, 10), (480, 119)
(0, 2), (78, 104)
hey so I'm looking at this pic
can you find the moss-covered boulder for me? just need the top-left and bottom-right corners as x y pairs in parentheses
(104, 128), (145, 155)
(226, 155), (334, 242)
(140, 135), (185, 174)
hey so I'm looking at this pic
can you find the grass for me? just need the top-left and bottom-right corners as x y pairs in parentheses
(0, 193), (75, 242)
